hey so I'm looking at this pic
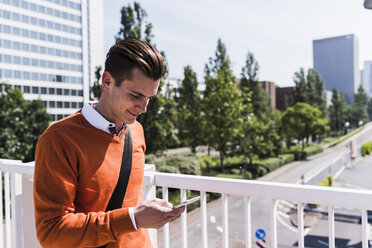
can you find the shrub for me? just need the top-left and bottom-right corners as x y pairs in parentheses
(361, 141), (372, 156)
(197, 155), (218, 170)
(155, 154), (201, 175)
(317, 174), (333, 187)
(156, 164), (180, 174)
(257, 166), (268, 177)
(145, 154), (157, 164)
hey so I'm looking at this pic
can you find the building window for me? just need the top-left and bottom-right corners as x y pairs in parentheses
(4, 55), (11, 63)
(78, 90), (83, 96)
(24, 86), (30, 93)
(48, 88), (55, 95)
(23, 57), (30, 65)
(64, 102), (70, 108)
(32, 86), (39, 94)
(64, 89), (69, 95)
(14, 56), (21, 64)
(71, 102), (77, 108)
(71, 89), (77, 96)
(57, 101), (62, 108)
(56, 75), (62, 82)
(57, 114), (63, 120)
(5, 70), (12, 78)
(32, 72), (39, 80)
(14, 71), (21, 79)
(41, 87), (47, 94)
(78, 102), (83, 108)
(23, 71), (30, 79)
(49, 101), (55, 108)
(57, 88), (62, 95)
(22, 43), (29, 51)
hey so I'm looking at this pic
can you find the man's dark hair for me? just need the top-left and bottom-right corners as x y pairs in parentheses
(105, 39), (167, 86)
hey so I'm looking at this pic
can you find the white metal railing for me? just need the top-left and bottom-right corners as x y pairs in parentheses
(143, 171), (372, 248)
(1, 159), (372, 248)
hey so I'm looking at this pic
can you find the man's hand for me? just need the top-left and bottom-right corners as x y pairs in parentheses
(134, 198), (185, 229)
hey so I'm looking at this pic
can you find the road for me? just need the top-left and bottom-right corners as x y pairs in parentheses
(157, 123), (372, 248)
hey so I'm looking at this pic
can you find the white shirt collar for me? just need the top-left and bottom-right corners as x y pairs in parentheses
(81, 102), (126, 136)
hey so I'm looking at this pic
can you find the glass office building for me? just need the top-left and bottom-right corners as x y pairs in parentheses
(0, 0), (103, 121)
(313, 34), (360, 104)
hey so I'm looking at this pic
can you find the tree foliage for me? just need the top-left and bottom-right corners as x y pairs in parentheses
(202, 39), (244, 172)
(328, 88), (350, 133)
(290, 68), (327, 117)
(115, 2), (153, 42)
(0, 83), (50, 161)
(350, 85), (368, 127)
(282, 102), (328, 150)
(240, 52), (270, 119)
(90, 65), (103, 101)
(176, 65), (202, 152)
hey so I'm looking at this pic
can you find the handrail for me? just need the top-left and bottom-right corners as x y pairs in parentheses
(145, 171), (372, 210)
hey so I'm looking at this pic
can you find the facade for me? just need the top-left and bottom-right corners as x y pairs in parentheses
(276, 86), (293, 111)
(261, 81), (277, 109)
(361, 61), (372, 97)
(0, 0), (104, 121)
(313, 34), (359, 104)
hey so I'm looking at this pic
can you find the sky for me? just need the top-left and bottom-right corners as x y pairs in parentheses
(104, 0), (372, 87)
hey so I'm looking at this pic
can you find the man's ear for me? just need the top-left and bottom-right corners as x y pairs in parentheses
(102, 71), (114, 89)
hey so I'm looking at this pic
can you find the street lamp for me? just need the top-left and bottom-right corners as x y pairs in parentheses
(364, 0), (372, 9)
(344, 121), (350, 135)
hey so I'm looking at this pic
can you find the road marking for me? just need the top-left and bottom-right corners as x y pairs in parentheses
(317, 240), (329, 247)
(216, 226), (223, 233)
(210, 215), (216, 223)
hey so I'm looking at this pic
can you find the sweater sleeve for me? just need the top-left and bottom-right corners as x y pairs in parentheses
(33, 131), (136, 248)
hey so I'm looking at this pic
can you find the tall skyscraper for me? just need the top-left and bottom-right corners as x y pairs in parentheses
(313, 34), (359, 104)
(362, 61), (372, 97)
(0, 0), (104, 121)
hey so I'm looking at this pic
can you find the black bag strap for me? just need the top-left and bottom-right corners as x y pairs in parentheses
(99, 127), (133, 248)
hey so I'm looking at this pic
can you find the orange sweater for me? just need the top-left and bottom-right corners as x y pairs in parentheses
(33, 112), (152, 248)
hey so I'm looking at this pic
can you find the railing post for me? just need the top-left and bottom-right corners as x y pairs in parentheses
(244, 196), (251, 248)
(0, 171), (3, 248)
(5, 172), (11, 248)
(180, 189), (187, 248)
(222, 194), (229, 248)
(270, 200), (278, 248)
(328, 206), (335, 248)
(11, 172), (24, 248)
(143, 164), (157, 247)
(361, 209), (368, 248)
(162, 187), (169, 248)
(201, 191), (208, 248)
(297, 202), (304, 248)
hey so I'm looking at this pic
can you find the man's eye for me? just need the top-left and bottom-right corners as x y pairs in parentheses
(130, 94), (140, 99)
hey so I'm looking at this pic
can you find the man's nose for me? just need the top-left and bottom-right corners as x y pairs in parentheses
(137, 99), (149, 113)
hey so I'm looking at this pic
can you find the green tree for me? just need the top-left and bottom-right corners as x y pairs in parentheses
(0, 83), (50, 161)
(176, 66), (202, 152)
(240, 52), (270, 119)
(328, 88), (349, 134)
(202, 39), (244, 172)
(367, 98), (372, 121)
(90, 65), (103, 101)
(290, 68), (327, 117)
(282, 102), (328, 150)
(350, 85), (368, 127)
(115, 2), (153, 42)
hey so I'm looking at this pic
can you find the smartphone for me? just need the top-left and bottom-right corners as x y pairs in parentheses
(173, 196), (201, 208)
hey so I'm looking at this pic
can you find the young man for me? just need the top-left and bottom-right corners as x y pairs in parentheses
(33, 39), (184, 247)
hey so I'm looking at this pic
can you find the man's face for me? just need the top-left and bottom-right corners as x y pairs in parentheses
(106, 68), (160, 125)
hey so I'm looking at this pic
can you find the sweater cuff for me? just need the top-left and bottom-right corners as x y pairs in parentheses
(129, 207), (138, 230)
(110, 208), (137, 238)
